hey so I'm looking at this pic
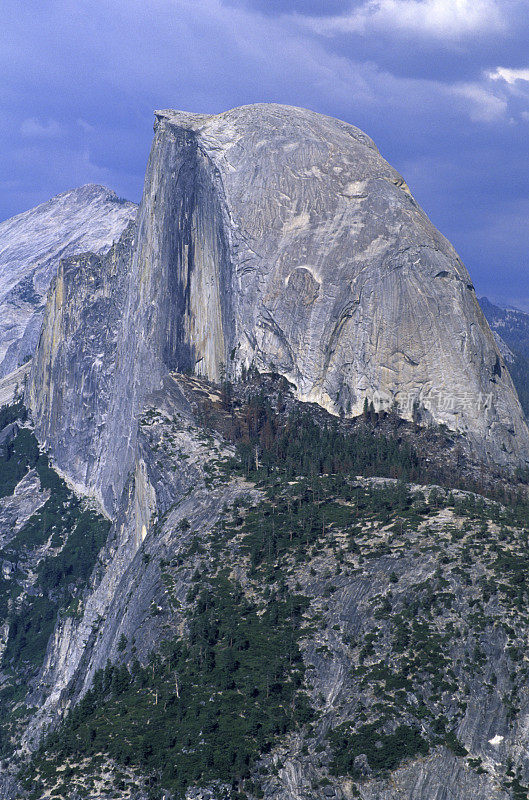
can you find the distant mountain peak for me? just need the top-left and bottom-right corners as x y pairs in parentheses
(0, 186), (137, 377)
(481, 296), (529, 316)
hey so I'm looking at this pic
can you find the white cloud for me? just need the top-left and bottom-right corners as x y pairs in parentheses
(20, 118), (65, 138)
(486, 67), (529, 121)
(489, 67), (529, 84)
(450, 83), (507, 122)
(303, 0), (504, 40)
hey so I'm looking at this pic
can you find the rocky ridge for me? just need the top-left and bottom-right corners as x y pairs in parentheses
(481, 297), (529, 419)
(0, 184), (137, 377)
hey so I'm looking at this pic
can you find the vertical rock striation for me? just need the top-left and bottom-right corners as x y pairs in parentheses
(95, 118), (234, 510)
(27, 224), (135, 505)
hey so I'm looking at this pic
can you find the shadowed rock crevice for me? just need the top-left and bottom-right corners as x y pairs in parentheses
(28, 119), (235, 513)
(96, 116), (234, 511)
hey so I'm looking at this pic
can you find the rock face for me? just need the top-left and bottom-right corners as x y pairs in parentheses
(27, 223), (136, 503)
(27, 106), (529, 515)
(147, 106), (529, 464)
(0, 184), (137, 377)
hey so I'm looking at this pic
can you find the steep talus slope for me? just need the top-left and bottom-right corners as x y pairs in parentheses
(28, 107), (529, 515)
(0, 184), (137, 377)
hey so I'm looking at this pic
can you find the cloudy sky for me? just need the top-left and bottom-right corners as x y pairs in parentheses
(2, 0), (528, 306)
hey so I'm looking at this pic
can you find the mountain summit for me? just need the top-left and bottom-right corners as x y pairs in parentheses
(0, 185), (137, 377)
(27, 105), (529, 515)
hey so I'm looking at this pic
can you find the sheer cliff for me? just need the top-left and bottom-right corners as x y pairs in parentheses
(27, 106), (529, 518)
(0, 185), (137, 378)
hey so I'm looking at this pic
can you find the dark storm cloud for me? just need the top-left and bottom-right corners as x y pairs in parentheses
(1, 0), (528, 305)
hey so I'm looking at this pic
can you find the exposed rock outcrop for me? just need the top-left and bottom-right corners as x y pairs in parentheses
(0, 184), (137, 377)
(27, 222), (136, 506)
(0, 362), (31, 407)
(27, 106), (529, 516)
(148, 106), (529, 466)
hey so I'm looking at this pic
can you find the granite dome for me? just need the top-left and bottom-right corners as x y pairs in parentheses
(28, 104), (529, 514)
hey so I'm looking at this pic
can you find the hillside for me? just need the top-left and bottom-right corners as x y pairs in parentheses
(2, 378), (529, 799)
